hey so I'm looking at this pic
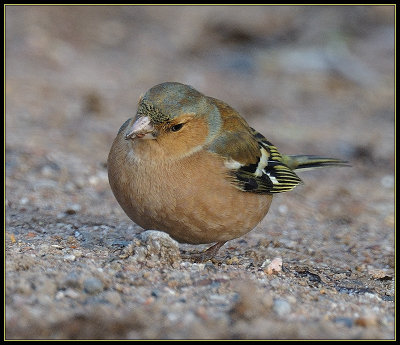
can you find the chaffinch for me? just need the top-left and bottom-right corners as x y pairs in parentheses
(108, 82), (348, 260)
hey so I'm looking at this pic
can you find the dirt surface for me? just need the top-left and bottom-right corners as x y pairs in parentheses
(5, 5), (395, 340)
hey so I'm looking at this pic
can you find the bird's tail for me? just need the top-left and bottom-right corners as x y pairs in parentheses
(282, 155), (350, 171)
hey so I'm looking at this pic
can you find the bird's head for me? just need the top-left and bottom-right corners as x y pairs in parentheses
(122, 82), (222, 159)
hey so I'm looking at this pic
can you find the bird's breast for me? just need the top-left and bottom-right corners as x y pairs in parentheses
(108, 138), (273, 244)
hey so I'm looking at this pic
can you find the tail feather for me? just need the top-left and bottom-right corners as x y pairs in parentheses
(282, 155), (350, 171)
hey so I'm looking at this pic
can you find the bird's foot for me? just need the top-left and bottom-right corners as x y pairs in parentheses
(181, 241), (227, 262)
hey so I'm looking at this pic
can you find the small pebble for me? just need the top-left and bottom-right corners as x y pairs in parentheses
(19, 197), (29, 205)
(226, 256), (239, 265)
(380, 175), (394, 188)
(65, 182), (76, 192)
(368, 268), (391, 280)
(63, 254), (76, 261)
(83, 277), (104, 295)
(65, 204), (81, 215)
(62, 271), (82, 289)
(89, 175), (100, 186)
(151, 290), (160, 298)
(355, 315), (378, 327)
(131, 230), (181, 266)
(103, 291), (122, 305)
(51, 244), (64, 250)
(273, 298), (291, 316)
(74, 230), (83, 239)
(55, 291), (65, 300)
(381, 295), (394, 302)
(64, 288), (80, 299)
(264, 257), (283, 275)
(204, 262), (217, 272)
(332, 317), (354, 328)
(364, 292), (380, 300)
(278, 204), (288, 215)
(41, 165), (54, 177)
(72, 250), (83, 258)
(278, 239), (297, 249)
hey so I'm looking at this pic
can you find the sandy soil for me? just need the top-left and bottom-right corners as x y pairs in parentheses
(5, 5), (395, 339)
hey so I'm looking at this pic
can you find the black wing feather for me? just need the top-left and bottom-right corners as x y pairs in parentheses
(232, 128), (302, 194)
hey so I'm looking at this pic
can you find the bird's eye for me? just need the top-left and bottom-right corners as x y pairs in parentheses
(170, 123), (184, 132)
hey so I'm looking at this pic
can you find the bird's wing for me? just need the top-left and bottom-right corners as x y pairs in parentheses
(207, 125), (302, 194)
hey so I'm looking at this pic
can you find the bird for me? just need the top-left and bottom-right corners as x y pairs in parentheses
(108, 82), (348, 261)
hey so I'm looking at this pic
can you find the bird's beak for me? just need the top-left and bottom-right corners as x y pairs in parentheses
(125, 116), (155, 140)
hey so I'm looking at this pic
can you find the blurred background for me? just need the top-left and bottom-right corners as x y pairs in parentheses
(5, 5), (394, 215)
(5, 5), (395, 340)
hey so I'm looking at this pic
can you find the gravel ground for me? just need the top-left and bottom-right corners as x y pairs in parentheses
(5, 5), (395, 340)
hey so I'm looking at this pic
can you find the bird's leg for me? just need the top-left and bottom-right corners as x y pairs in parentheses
(182, 241), (227, 262)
